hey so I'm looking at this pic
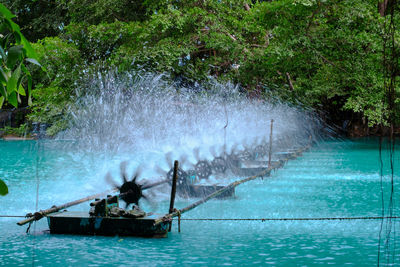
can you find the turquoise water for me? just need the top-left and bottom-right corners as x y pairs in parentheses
(0, 138), (399, 266)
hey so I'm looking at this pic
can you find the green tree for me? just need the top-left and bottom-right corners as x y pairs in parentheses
(254, 0), (387, 126)
(64, 0), (149, 25)
(2, 0), (69, 42)
(15, 0), (399, 135)
(0, 3), (42, 195)
(28, 36), (82, 135)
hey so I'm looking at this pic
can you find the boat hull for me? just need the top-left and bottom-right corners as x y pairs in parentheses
(47, 211), (171, 238)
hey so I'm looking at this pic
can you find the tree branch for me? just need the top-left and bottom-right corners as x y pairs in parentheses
(306, 3), (321, 36)
(226, 32), (249, 53)
(285, 72), (294, 91)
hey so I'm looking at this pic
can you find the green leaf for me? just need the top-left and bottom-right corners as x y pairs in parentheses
(20, 63), (30, 76)
(20, 64), (32, 104)
(25, 58), (41, 67)
(8, 91), (17, 107)
(0, 83), (6, 97)
(17, 76), (25, 96)
(0, 3), (40, 110)
(8, 17), (21, 33)
(0, 33), (11, 50)
(0, 5), (37, 61)
(0, 4), (16, 20)
(13, 31), (21, 43)
(20, 35), (38, 60)
(17, 89), (21, 103)
(6, 64), (21, 95)
(27, 75), (32, 106)
(0, 46), (6, 59)
(6, 45), (24, 68)
(0, 179), (8, 196)
(0, 66), (7, 84)
(0, 22), (7, 35)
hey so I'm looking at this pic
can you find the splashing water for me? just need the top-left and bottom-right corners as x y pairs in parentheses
(51, 71), (327, 199)
(58, 71), (322, 158)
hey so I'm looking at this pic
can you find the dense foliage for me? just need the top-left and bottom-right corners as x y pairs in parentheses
(0, 3), (41, 109)
(2, 0), (400, 135)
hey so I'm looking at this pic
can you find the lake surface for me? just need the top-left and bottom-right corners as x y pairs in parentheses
(0, 138), (399, 266)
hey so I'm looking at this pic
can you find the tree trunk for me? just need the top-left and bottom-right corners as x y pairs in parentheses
(378, 0), (395, 16)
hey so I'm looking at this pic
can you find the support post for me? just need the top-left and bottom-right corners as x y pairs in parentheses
(168, 160), (179, 231)
(268, 119), (274, 169)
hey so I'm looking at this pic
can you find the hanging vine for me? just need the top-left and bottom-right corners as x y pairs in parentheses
(378, 0), (399, 265)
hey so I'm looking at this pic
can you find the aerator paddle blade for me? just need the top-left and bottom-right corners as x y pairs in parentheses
(105, 162), (147, 207)
(179, 153), (188, 167)
(165, 152), (173, 168)
(157, 152), (186, 178)
(193, 147), (200, 162)
(105, 172), (120, 190)
(119, 161), (129, 183)
(209, 146), (217, 157)
(154, 165), (167, 176)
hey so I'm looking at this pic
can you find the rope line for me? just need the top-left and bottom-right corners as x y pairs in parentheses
(31, 137), (41, 267)
(176, 216), (400, 221)
(3, 215), (400, 221)
(0, 215), (26, 218)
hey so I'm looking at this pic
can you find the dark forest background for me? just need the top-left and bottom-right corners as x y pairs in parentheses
(1, 0), (399, 137)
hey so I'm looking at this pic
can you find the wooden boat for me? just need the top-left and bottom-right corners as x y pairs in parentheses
(47, 211), (171, 238)
(18, 163), (181, 238)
